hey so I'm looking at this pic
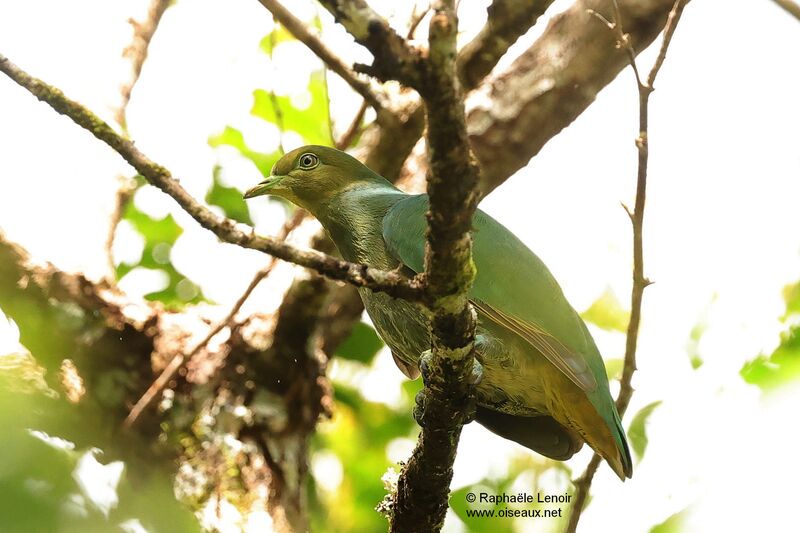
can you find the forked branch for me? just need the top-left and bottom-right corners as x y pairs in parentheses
(565, 1), (689, 532)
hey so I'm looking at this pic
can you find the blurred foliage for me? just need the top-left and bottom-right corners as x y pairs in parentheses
(208, 127), (282, 179)
(116, 199), (205, 308)
(208, 21), (335, 226)
(0, 346), (199, 533)
(604, 357), (624, 382)
(581, 287), (629, 333)
(251, 71), (332, 147)
(741, 280), (800, 391)
(310, 380), (417, 533)
(259, 25), (297, 55)
(649, 507), (691, 533)
(334, 322), (384, 364)
(685, 296), (715, 371)
(206, 167), (253, 225)
(627, 400), (662, 462)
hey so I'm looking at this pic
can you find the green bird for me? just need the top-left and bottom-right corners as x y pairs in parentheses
(244, 145), (633, 479)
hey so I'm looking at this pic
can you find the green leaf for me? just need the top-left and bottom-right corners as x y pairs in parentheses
(208, 126), (282, 178)
(449, 484), (517, 533)
(627, 400), (662, 461)
(783, 281), (800, 318)
(604, 358), (624, 381)
(335, 322), (384, 364)
(741, 326), (800, 391)
(259, 25), (296, 55)
(581, 287), (629, 332)
(649, 507), (692, 533)
(116, 202), (206, 308)
(312, 382), (415, 533)
(251, 71), (332, 145)
(123, 199), (182, 245)
(741, 280), (800, 391)
(686, 308), (710, 370)
(206, 166), (252, 224)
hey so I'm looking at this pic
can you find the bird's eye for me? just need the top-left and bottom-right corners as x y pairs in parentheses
(298, 153), (319, 170)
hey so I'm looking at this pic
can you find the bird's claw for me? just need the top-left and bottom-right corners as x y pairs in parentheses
(413, 350), (483, 426)
(419, 350), (433, 383)
(412, 389), (427, 428)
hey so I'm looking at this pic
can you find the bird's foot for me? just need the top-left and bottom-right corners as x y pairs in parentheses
(413, 350), (483, 427)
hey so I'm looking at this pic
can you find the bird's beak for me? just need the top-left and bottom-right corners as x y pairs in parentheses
(243, 175), (284, 199)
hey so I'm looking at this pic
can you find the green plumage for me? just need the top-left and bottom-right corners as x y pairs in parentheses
(245, 145), (633, 479)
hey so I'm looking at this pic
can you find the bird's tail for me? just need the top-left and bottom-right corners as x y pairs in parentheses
(605, 408), (633, 480)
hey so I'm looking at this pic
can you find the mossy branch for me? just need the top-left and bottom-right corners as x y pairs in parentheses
(386, 1), (482, 531)
(0, 52), (425, 303)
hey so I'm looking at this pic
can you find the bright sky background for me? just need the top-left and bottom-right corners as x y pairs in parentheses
(1, 0), (799, 532)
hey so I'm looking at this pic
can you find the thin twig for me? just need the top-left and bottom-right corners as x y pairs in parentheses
(0, 52), (425, 302)
(115, 0), (171, 130)
(565, 1), (688, 531)
(317, 0), (425, 86)
(124, 209), (306, 427)
(407, 3), (431, 39)
(771, 0), (800, 22)
(256, 0), (383, 111)
(106, 0), (172, 281)
(105, 177), (136, 280)
(335, 100), (368, 150)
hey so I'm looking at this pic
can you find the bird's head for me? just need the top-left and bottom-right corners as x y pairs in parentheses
(243, 145), (384, 213)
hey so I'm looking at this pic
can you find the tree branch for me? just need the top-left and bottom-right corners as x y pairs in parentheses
(772, 0), (800, 21)
(317, 0), (426, 85)
(469, 0), (682, 196)
(0, 232), (164, 447)
(115, 0), (172, 130)
(256, 0), (384, 111)
(346, 0), (681, 199)
(457, 0), (554, 89)
(106, 0), (172, 281)
(356, 0), (554, 185)
(0, 52), (425, 303)
(565, 1), (688, 531)
(388, 1), (481, 531)
(124, 209), (307, 426)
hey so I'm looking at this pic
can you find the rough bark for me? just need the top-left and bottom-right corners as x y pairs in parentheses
(470, 0), (679, 195)
(387, 2), (482, 531)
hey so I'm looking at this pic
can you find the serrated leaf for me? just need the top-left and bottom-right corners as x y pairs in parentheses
(627, 400), (662, 461)
(335, 322), (383, 364)
(581, 287), (629, 332)
(206, 167), (252, 224)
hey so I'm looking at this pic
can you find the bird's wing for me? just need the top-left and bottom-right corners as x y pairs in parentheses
(382, 194), (600, 393)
